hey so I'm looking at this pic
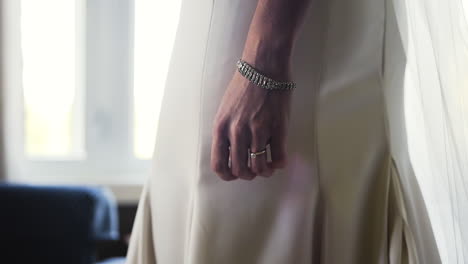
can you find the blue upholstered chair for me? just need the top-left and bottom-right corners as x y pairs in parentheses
(0, 183), (120, 264)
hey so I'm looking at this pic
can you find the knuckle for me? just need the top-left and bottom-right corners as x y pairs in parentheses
(249, 119), (265, 132)
(235, 168), (254, 180)
(253, 116), (271, 127)
(212, 121), (227, 136)
(230, 121), (246, 136)
(211, 160), (225, 174)
(232, 167), (249, 179)
(219, 175), (235, 181)
(218, 173), (234, 181)
(252, 160), (266, 173)
(212, 163), (233, 181)
(242, 174), (255, 181)
(262, 168), (273, 177)
(252, 166), (264, 175)
(231, 167), (241, 177)
(250, 119), (270, 138)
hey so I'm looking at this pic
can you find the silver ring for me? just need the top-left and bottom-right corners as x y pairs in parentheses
(250, 149), (267, 159)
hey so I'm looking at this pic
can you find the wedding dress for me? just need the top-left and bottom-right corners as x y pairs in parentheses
(126, 0), (443, 263)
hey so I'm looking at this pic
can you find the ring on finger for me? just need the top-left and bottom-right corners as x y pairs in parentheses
(250, 149), (267, 159)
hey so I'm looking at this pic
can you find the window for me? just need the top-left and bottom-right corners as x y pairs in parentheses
(21, 0), (84, 158)
(13, 0), (182, 184)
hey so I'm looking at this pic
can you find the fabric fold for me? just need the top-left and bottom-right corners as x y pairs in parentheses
(387, 160), (418, 264)
(127, 183), (157, 264)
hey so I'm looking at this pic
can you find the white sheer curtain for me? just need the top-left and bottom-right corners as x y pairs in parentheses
(0, 1), (5, 181)
(0, 0), (21, 182)
(392, 0), (468, 262)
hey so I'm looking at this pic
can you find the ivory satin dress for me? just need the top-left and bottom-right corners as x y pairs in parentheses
(127, 0), (442, 263)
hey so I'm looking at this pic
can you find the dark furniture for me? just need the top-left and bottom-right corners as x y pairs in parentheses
(0, 183), (120, 264)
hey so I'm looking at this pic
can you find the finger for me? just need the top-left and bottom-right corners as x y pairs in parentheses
(211, 129), (236, 181)
(270, 127), (288, 169)
(250, 129), (273, 177)
(230, 126), (256, 180)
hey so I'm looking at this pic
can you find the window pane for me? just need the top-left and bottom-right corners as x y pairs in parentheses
(21, 0), (84, 158)
(133, 0), (182, 159)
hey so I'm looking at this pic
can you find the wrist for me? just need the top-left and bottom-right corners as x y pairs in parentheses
(241, 35), (293, 82)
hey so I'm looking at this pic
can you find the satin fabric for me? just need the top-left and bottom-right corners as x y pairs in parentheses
(127, 0), (441, 263)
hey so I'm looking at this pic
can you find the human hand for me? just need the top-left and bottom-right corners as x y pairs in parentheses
(210, 68), (292, 181)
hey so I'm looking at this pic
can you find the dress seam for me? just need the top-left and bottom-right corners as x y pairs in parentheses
(380, 0), (392, 152)
(184, 1), (217, 262)
(311, 0), (333, 262)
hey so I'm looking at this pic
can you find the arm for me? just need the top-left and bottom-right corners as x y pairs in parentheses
(211, 0), (312, 181)
(242, 0), (313, 81)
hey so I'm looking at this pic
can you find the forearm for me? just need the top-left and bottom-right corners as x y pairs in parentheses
(241, 0), (313, 81)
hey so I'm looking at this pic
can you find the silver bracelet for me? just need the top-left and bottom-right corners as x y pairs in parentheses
(236, 59), (296, 91)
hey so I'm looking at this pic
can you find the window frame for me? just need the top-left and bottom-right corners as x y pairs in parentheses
(7, 0), (152, 186)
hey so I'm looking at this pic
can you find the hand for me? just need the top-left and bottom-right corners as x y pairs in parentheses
(211, 68), (292, 181)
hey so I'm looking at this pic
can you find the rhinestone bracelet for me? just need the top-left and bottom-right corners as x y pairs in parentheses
(236, 59), (296, 91)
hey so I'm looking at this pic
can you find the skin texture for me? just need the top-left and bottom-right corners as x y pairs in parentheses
(211, 0), (312, 181)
